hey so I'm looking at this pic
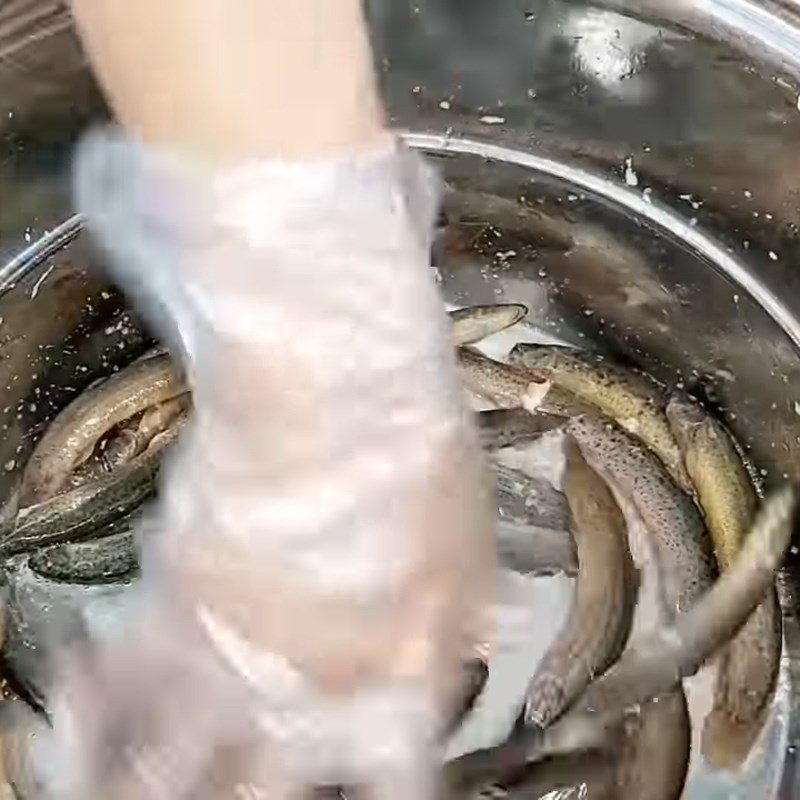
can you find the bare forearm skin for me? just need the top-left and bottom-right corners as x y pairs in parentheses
(71, 0), (388, 160)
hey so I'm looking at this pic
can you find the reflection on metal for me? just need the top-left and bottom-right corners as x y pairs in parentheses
(564, 7), (653, 97)
(696, 0), (800, 70)
(0, 213), (83, 294)
(403, 131), (800, 353)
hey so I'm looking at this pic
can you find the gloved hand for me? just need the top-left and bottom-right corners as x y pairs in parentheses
(21, 132), (494, 799)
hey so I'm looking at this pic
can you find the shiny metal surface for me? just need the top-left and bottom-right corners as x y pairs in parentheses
(1, 0), (800, 795)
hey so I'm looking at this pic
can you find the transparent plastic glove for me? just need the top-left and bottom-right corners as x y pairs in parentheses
(27, 132), (493, 799)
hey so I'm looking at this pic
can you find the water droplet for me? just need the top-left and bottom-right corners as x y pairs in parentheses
(438, 99), (451, 110)
(623, 156), (638, 187)
(769, 251), (779, 261)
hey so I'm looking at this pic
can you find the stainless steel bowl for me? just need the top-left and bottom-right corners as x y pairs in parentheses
(3, 0), (800, 795)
